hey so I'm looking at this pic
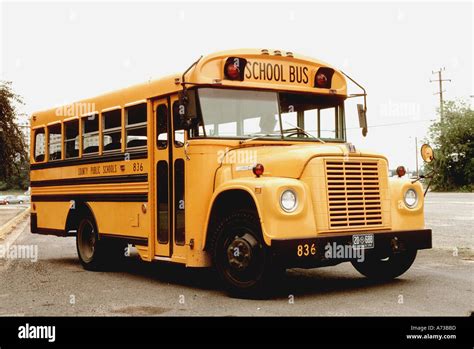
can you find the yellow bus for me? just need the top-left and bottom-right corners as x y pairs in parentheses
(30, 49), (432, 296)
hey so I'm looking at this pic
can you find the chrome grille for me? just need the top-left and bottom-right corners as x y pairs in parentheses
(325, 160), (383, 229)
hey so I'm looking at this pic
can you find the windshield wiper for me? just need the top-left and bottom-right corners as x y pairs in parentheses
(239, 133), (279, 145)
(239, 130), (325, 145)
(281, 123), (325, 143)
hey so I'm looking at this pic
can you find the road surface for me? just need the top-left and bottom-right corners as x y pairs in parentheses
(0, 193), (472, 316)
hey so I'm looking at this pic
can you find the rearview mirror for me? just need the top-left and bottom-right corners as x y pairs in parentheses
(421, 144), (434, 163)
(357, 104), (368, 137)
(177, 89), (198, 130)
(178, 90), (197, 119)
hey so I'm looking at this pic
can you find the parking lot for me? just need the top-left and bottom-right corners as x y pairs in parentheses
(0, 192), (472, 316)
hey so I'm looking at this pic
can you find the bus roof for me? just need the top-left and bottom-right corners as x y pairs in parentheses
(31, 74), (181, 127)
(31, 48), (347, 127)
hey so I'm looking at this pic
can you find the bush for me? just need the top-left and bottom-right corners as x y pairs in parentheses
(424, 100), (474, 192)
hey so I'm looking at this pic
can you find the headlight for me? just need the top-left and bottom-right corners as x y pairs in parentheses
(280, 189), (298, 212)
(404, 189), (418, 208)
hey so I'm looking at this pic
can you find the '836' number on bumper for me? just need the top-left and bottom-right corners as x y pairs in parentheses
(297, 243), (316, 257)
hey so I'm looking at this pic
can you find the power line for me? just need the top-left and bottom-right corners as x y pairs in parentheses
(345, 118), (436, 130)
(430, 67), (451, 122)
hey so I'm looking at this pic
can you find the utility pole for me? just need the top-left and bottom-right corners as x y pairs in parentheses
(415, 136), (419, 177)
(430, 68), (451, 122)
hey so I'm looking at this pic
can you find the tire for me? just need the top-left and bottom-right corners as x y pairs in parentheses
(351, 250), (417, 280)
(209, 210), (283, 298)
(76, 215), (126, 271)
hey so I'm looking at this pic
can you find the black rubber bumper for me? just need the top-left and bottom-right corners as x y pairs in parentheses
(271, 229), (432, 268)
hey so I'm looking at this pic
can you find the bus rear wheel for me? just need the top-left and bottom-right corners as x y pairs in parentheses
(76, 215), (126, 271)
(76, 215), (103, 270)
(351, 250), (417, 280)
(211, 210), (282, 298)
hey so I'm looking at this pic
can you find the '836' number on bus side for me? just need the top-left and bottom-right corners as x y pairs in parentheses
(133, 162), (144, 172)
(297, 243), (316, 257)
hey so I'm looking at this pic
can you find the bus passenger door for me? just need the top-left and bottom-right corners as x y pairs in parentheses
(153, 96), (187, 260)
(170, 95), (187, 261)
(153, 98), (171, 257)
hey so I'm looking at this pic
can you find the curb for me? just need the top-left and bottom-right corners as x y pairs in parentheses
(0, 207), (30, 241)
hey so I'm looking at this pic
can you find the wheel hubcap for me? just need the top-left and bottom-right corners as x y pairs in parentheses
(226, 233), (259, 271)
(227, 238), (252, 270)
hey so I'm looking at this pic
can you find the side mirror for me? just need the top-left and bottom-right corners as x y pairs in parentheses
(357, 104), (368, 137)
(177, 90), (198, 130)
(421, 144), (435, 163)
(178, 90), (197, 117)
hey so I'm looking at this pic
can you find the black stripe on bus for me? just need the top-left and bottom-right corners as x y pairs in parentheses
(30, 150), (147, 170)
(32, 227), (68, 237)
(30, 174), (148, 187)
(100, 234), (148, 246)
(31, 193), (148, 202)
(32, 227), (149, 247)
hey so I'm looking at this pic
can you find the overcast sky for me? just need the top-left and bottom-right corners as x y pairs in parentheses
(1, 0), (472, 170)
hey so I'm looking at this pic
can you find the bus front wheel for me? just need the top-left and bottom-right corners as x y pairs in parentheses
(351, 250), (417, 280)
(210, 210), (283, 298)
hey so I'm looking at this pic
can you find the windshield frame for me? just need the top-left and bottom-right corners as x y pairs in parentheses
(189, 87), (347, 143)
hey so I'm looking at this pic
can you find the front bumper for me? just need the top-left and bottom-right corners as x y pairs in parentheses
(271, 229), (432, 268)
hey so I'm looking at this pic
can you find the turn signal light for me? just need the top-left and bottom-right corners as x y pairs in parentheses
(316, 73), (328, 86)
(396, 166), (406, 177)
(226, 64), (240, 79)
(314, 67), (334, 88)
(224, 57), (247, 81)
(253, 163), (264, 177)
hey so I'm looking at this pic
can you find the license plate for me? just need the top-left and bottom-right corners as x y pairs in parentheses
(352, 233), (374, 249)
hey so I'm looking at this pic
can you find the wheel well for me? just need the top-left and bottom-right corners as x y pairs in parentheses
(65, 201), (96, 235)
(204, 189), (259, 251)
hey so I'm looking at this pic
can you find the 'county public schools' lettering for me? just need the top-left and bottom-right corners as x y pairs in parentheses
(244, 61), (309, 84)
(78, 164), (117, 176)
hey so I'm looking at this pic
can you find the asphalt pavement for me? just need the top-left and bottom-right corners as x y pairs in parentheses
(0, 193), (472, 316)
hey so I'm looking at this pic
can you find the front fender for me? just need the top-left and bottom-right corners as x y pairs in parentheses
(389, 178), (425, 230)
(203, 177), (317, 247)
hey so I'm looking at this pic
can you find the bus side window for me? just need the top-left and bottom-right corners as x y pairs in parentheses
(126, 103), (147, 149)
(156, 104), (168, 149)
(47, 124), (62, 161)
(103, 109), (122, 152)
(172, 101), (185, 147)
(64, 120), (79, 158)
(82, 114), (99, 155)
(34, 128), (45, 162)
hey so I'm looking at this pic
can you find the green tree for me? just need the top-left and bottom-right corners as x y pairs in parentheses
(0, 81), (29, 190)
(424, 100), (474, 191)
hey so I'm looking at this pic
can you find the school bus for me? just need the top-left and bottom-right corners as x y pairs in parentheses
(30, 49), (432, 296)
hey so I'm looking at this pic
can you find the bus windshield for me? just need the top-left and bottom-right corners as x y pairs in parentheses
(196, 88), (345, 141)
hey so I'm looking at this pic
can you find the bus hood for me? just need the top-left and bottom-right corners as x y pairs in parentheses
(228, 143), (387, 179)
